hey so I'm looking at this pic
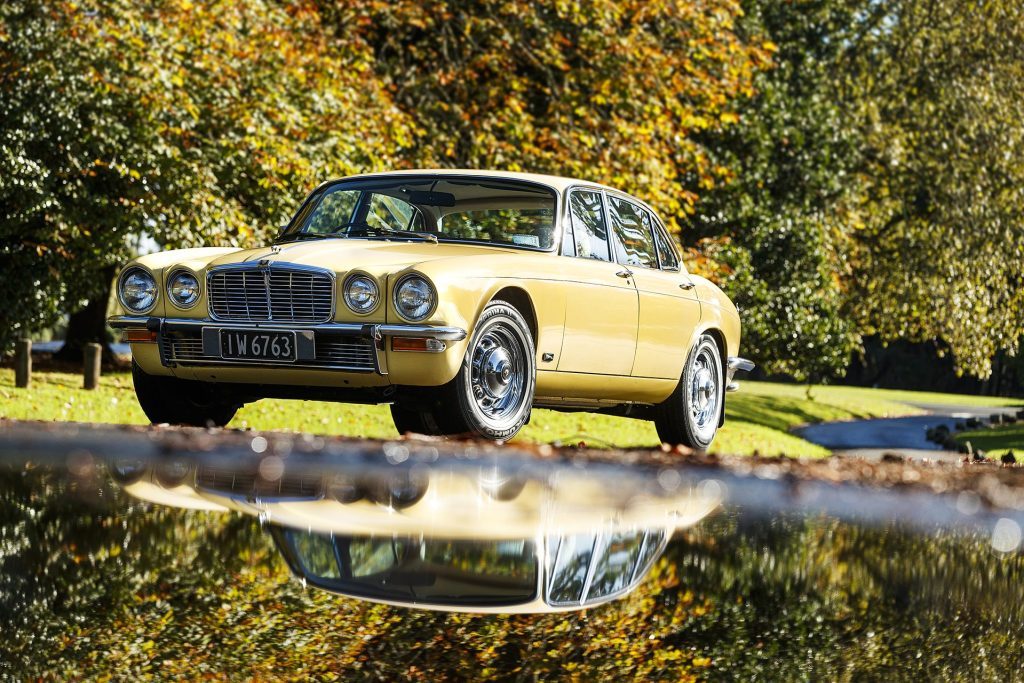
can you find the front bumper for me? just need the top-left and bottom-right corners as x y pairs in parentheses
(108, 315), (467, 376)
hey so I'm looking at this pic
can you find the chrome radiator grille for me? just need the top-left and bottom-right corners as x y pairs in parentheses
(208, 266), (334, 323)
(196, 464), (323, 499)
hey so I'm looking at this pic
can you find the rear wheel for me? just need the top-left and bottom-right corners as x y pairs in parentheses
(654, 334), (723, 450)
(132, 361), (239, 427)
(440, 300), (535, 440)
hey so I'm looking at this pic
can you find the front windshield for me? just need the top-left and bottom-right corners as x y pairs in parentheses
(284, 176), (558, 250)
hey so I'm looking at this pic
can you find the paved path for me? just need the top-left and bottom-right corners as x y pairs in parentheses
(795, 403), (1022, 462)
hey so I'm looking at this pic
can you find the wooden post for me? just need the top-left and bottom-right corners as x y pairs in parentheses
(83, 343), (102, 390)
(15, 339), (31, 388)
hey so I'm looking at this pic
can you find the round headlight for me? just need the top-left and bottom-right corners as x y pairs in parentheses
(119, 268), (158, 313)
(394, 275), (435, 321)
(167, 270), (200, 308)
(343, 274), (379, 314)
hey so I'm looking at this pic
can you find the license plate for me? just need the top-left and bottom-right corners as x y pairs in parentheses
(220, 330), (297, 362)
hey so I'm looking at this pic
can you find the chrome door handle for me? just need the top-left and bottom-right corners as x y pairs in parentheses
(679, 281), (695, 290)
(616, 269), (633, 279)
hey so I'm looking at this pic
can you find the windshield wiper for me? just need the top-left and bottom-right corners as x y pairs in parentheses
(278, 224), (438, 244)
(276, 232), (331, 243)
(347, 226), (438, 243)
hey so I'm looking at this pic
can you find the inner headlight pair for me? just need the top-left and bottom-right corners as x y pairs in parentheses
(343, 273), (435, 321)
(118, 267), (199, 313)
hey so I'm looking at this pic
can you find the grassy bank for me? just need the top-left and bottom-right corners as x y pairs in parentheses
(0, 369), (1017, 457)
(955, 424), (1024, 458)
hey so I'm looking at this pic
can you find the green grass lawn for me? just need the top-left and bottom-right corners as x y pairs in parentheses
(0, 368), (1018, 458)
(955, 423), (1024, 458)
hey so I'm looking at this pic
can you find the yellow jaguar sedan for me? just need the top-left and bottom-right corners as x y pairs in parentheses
(109, 170), (753, 448)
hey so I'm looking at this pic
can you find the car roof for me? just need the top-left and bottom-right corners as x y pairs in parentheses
(335, 168), (618, 194)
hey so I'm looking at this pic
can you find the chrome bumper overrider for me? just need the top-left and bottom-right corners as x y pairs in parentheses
(726, 356), (755, 392)
(108, 315), (468, 376)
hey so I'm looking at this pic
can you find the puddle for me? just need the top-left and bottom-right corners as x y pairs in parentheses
(2, 421), (1023, 678)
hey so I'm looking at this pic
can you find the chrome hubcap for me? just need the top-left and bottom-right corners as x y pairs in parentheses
(689, 346), (720, 435)
(481, 347), (513, 398)
(470, 326), (526, 421)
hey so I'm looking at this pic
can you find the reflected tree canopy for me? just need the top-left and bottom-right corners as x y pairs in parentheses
(2, 466), (1024, 679)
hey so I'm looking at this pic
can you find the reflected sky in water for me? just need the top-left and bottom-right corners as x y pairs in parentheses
(2, 423), (1023, 679)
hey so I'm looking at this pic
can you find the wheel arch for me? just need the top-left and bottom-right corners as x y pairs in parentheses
(489, 286), (538, 345)
(692, 325), (728, 427)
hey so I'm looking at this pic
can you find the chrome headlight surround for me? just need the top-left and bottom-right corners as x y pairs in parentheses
(166, 269), (201, 309)
(393, 273), (437, 322)
(117, 266), (158, 314)
(342, 272), (381, 315)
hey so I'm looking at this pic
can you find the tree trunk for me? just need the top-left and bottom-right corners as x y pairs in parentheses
(54, 268), (117, 364)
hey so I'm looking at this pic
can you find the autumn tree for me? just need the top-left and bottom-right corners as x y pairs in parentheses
(0, 0), (410, 358)
(324, 0), (771, 232)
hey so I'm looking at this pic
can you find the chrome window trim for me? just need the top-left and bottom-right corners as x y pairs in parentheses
(117, 265), (159, 315)
(561, 184), (615, 263)
(205, 261), (337, 323)
(649, 212), (682, 272)
(165, 267), (202, 310)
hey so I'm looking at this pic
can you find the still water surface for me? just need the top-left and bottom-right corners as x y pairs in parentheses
(2, 430), (1023, 680)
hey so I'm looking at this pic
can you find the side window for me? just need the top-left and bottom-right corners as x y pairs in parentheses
(652, 218), (680, 271)
(608, 196), (657, 269)
(568, 190), (611, 262)
(365, 193), (420, 232)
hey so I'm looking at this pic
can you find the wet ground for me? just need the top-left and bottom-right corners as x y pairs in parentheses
(2, 419), (1024, 679)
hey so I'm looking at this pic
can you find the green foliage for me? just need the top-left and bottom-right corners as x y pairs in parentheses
(694, 0), (1024, 381)
(842, 0), (1024, 378)
(0, 0), (410, 352)
(689, 1), (866, 380)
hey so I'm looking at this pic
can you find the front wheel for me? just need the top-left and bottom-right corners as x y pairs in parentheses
(132, 361), (239, 427)
(389, 403), (445, 436)
(654, 334), (724, 450)
(440, 300), (536, 440)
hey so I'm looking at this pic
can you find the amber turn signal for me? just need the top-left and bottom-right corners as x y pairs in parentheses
(121, 329), (158, 343)
(391, 337), (446, 353)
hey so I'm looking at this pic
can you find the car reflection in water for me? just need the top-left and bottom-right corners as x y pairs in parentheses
(112, 446), (721, 613)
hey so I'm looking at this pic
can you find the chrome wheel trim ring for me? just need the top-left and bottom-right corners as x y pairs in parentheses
(468, 320), (529, 427)
(689, 343), (721, 441)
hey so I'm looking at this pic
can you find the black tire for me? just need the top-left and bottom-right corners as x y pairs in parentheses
(440, 300), (536, 440)
(654, 334), (724, 450)
(132, 361), (239, 427)
(389, 403), (444, 436)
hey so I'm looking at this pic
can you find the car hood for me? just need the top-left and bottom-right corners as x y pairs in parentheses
(206, 239), (527, 273)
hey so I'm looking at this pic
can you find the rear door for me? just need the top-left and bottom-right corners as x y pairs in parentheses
(606, 195), (700, 380)
(555, 189), (639, 376)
